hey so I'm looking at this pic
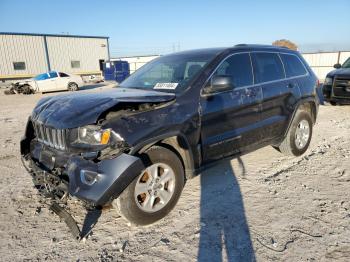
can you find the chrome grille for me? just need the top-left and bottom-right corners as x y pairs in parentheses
(333, 78), (350, 98)
(34, 122), (67, 150)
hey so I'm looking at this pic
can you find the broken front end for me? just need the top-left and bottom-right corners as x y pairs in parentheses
(4, 82), (35, 95)
(20, 118), (144, 207)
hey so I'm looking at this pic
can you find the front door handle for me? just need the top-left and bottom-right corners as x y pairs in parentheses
(287, 83), (296, 88)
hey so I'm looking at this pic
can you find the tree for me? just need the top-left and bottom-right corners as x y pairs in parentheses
(272, 39), (298, 50)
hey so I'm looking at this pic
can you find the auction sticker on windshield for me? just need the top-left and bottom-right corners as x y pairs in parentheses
(154, 83), (178, 89)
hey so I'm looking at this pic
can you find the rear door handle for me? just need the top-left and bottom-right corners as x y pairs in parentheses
(245, 89), (256, 97)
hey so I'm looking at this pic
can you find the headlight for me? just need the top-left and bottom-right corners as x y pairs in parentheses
(324, 77), (333, 85)
(77, 125), (113, 145)
(72, 125), (127, 157)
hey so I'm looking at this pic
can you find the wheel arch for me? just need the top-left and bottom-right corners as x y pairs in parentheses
(284, 98), (318, 138)
(24, 84), (36, 94)
(298, 100), (317, 124)
(130, 133), (196, 180)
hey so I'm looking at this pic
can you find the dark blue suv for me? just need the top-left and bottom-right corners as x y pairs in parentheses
(21, 45), (319, 233)
(323, 57), (350, 105)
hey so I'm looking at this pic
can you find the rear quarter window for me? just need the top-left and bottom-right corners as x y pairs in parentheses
(59, 72), (69, 77)
(280, 53), (307, 77)
(251, 52), (285, 83)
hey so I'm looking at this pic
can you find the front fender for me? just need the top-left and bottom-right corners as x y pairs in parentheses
(67, 153), (145, 206)
(129, 132), (197, 179)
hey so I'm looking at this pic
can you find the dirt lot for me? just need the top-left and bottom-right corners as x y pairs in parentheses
(0, 85), (349, 261)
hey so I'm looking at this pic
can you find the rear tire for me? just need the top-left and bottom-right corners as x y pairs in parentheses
(68, 82), (79, 91)
(278, 110), (313, 156)
(330, 101), (337, 106)
(115, 146), (185, 226)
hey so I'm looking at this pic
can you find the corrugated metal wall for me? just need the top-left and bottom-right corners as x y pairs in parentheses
(46, 36), (109, 73)
(0, 34), (109, 79)
(0, 34), (48, 77)
(302, 51), (350, 81)
(1, 34), (348, 82)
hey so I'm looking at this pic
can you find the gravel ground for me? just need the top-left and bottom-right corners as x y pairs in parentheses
(0, 86), (349, 261)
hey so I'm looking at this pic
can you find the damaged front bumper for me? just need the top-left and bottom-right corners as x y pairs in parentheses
(21, 138), (145, 240)
(67, 154), (144, 205)
(21, 139), (145, 207)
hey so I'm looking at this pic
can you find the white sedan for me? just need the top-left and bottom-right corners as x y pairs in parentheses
(19, 71), (84, 93)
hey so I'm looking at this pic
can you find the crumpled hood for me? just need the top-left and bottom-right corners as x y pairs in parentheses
(18, 79), (35, 86)
(31, 88), (175, 129)
(327, 68), (350, 78)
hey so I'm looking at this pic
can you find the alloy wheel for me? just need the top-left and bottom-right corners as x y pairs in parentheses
(295, 119), (310, 149)
(134, 163), (176, 213)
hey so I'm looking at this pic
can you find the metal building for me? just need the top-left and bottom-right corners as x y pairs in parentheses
(112, 55), (160, 74)
(0, 32), (110, 80)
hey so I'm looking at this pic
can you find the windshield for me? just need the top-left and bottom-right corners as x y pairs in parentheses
(119, 51), (218, 93)
(342, 58), (350, 68)
(33, 73), (49, 81)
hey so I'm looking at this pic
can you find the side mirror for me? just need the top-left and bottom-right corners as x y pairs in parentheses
(204, 75), (234, 94)
(334, 63), (341, 69)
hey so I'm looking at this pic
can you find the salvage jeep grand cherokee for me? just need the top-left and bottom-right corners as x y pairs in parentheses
(21, 45), (319, 234)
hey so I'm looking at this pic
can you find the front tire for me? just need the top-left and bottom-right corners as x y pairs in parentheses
(22, 84), (35, 94)
(115, 146), (185, 226)
(278, 110), (313, 156)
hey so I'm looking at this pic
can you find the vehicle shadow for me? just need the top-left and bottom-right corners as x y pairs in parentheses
(198, 158), (255, 262)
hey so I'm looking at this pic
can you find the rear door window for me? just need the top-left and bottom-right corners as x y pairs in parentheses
(251, 52), (285, 83)
(213, 53), (253, 88)
(280, 53), (307, 77)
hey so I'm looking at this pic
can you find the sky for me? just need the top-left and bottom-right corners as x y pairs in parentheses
(1, 0), (350, 57)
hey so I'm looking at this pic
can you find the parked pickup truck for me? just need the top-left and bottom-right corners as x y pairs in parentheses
(20, 45), (320, 237)
(323, 57), (350, 105)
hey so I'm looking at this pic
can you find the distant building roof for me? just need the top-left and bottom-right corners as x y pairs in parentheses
(0, 32), (109, 39)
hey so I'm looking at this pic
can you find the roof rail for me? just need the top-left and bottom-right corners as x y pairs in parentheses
(234, 44), (248, 47)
